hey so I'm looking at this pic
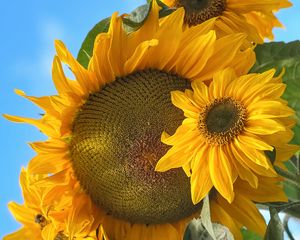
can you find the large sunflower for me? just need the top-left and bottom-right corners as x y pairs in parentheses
(4, 1), (257, 239)
(155, 67), (299, 204)
(162, 0), (291, 42)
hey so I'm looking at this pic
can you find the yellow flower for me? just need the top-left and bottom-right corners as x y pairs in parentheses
(4, 1), (256, 239)
(5, 168), (103, 240)
(161, 0), (292, 42)
(155, 67), (299, 204)
(211, 176), (288, 240)
(3, 169), (63, 240)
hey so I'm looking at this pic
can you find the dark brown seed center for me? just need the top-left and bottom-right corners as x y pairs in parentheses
(70, 69), (201, 224)
(176, 0), (226, 26)
(198, 97), (246, 145)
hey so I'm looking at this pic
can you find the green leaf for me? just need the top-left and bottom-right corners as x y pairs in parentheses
(77, 17), (110, 68)
(264, 207), (284, 240)
(284, 180), (300, 202)
(241, 228), (262, 240)
(251, 41), (300, 145)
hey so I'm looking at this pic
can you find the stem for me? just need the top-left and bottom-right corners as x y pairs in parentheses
(261, 201), (300, 214)
(297, 153), (300, 175)
(274, 166), (300, 184)
(276, 202), (300, 212)
(283, 215), (295, 240)
(288, 156), (299, 173)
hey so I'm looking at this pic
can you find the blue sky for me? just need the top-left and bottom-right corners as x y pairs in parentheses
(0, 0), (300, 238)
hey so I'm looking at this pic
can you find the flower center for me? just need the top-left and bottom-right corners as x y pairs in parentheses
(70, 69), (201, 224)
(198, 97), (246, 145)
(176, 0), (226, 26)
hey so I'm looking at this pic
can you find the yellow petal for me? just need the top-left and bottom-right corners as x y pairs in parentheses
(191, 80), (210, 106)
(247, 100), (294, 119)
(246, 118), (286, 135)
(124, 39), (158, 74)
(90, 33), (115, 85)
(237, 134), (273, 151)
(8, 202), (36, 226)
(3, 114), (59, 138)
(211, 68), (237, 99)
(209, 147), (235, 203)
(231, 142), (277, 177)
(217, 193), (266, 236)
(3, 227), (42, 240)
(191, 153), (213, 204)
(226, 145), (258, 188)
(52, 56), (83, 96)
(235, 177), (288, 203)
(171, 91), (199, 113)
(55, 40), (98, 93)
(176, 31), (216, 79)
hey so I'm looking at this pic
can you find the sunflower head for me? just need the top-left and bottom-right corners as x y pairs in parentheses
(161, 0), (292, 42)
(70, 69), (202, 224)
(198, 97), (246, 145)
(156, 67), (299, 204)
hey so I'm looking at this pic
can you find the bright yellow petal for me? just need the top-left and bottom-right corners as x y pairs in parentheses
(175, 31), (216, 78)
(210, 68), (237, 98)
(216, 193), (266, 236)
(209, 147), (235, 203)
(190, 145), (213, 204)
(3, 227), (42, 240)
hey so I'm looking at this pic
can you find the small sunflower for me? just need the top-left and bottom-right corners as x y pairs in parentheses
(4, 169), (107, 240)
(155, 67), (299, 204)
(162, 0), (292, 42)
(4, 2), (256, 239)
(211, 176), (288, 240)
(3, 169), (65, 240)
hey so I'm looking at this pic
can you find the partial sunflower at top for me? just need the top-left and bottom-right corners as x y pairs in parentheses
(155, 67), (299, 204)
(4, 1), (256, 240)
(161, 0), (292, 43)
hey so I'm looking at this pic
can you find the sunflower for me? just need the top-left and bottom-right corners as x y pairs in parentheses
(161, 0), (292, 42)
(4, 1), (256, 239)
(4, 169), (107, 240)
(211, 176), (288, 240)
(155, 67), (299, 204)
(3, 169), (65, 240)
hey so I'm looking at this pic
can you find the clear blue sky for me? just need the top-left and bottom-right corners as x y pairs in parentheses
(0, 0), (299, 238)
